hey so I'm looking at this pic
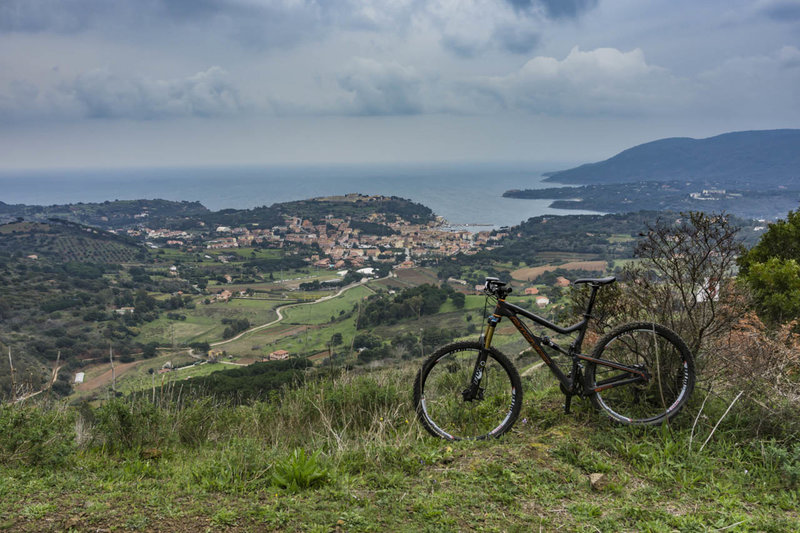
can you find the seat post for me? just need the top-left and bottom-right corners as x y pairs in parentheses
(584, 284), (601, 319)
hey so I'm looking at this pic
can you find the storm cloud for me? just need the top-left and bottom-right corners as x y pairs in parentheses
(1, 0), (798, 168)
(505, 0), (599, 19)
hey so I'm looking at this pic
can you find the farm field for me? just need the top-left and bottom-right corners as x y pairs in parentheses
(136, 298), (282, 345)
(214, 284), (374, 359)
(70, 349), (201, 401)
(511, 260), (608, 282)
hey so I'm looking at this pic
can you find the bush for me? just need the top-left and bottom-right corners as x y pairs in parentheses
(91, 398), (173, 453)
(703, 314), (800, 439)
(0, 403), (76, 467)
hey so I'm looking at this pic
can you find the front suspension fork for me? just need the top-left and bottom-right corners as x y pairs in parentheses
(462, 316), (499, 401)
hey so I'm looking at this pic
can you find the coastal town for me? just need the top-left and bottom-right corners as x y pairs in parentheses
(119, 194), (509, 270)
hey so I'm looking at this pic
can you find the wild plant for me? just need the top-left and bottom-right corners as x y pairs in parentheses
(0, 401), (75, 467)
(271, 448), (329, 492)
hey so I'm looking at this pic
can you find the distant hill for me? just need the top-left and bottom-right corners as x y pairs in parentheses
(545, 129), (800, 186)
(200, 194), (436, 230)
(0, 219), (146, 263)
(0, 195), (435, 235)
(0, 199), (210, 229)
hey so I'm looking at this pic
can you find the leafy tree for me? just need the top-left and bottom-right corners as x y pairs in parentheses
(739, 210), (800, 324)
(450, 291), (466, 309)
(739, 210), (800, 273)
(353, 332), (382, 350)
(744, 258), (800, 324)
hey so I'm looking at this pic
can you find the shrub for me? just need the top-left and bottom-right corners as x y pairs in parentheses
(703, 314), (800, 439)
(91, 397), (173, 453)
(0, 403), (76, 467)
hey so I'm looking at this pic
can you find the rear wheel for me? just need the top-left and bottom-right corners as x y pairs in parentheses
(414, 341), (522, 440)
(584, 322), (694, 425)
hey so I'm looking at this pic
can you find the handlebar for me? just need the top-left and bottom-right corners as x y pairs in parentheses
(484, 277), (512, 298)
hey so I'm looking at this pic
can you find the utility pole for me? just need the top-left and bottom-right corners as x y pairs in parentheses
(49, 351), (61, 390)
(350, 299), (362, 356)
(8, 346), (17, 402)
(109, 344), (116, 395)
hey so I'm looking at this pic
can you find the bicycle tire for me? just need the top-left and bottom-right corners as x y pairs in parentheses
(414, 341), (522, 441)
(584, 322), (695, 425)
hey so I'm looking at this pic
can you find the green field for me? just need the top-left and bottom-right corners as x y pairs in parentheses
(213, 284), (374, 359)
(136, 298), (282, 345)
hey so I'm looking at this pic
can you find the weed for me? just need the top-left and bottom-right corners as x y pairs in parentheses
(124, 513), (150, 530)
(211, 508), (238, 527)
(91, 397), (172, 453)
(20, 502), (55, 520)
(272, 448), (329, 492)
(191, 437), (272, 493)
(762, 440), (800, 489)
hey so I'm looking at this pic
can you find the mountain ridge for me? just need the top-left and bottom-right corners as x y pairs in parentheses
(544, 129), (800, 186)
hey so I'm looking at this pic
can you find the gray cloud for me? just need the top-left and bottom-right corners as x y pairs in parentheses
(0, 0), (108, 33)
(505, 0), (599, 19)
(778, 45), (800, 67)
(695, 46), (800, 119)
(0, 0), (329, 51)
(65, 67), (244, 119)
(336, 59), (425, 116)
(440, 34), (483, 58)
(0, 0), (566, 57)
(468, 47), (688, 116)
(492, 23), (541, 54)
(538, 0), (599, 19)
(434, 0), (548, 58)
(758, 0), (800, 21)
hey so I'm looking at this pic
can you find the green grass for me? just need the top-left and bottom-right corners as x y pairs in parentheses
(280, 285), (372, 325)
(204, 283), (373, 358)
(136, 298), (282, 345)
(4, 365), (799, 532)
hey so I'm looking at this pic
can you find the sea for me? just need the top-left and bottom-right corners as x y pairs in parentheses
(0, 162), (600, 230)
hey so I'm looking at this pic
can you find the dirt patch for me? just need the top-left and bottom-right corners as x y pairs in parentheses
(75, 360), (142, 392)
(511, 261), (607, 282)
(308, 351), (331, 362)
(395, 267), (439, 286)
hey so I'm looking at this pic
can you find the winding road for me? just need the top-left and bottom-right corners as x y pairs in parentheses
(209, 275), (383, 347)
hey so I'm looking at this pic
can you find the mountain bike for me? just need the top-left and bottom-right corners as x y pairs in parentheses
(414, 276), (695, 440)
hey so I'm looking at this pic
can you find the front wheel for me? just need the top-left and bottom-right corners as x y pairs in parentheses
(414, 341), (522, 440)
(584, 322), (695, 425)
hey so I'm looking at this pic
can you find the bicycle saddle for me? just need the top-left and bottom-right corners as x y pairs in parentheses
(573, 276), (616, 286)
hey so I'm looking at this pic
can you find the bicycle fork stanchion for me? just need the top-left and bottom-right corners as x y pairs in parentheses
(464, 315), (499, 401)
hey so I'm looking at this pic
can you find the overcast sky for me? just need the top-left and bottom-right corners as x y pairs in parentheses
(1, 0), (798, 169)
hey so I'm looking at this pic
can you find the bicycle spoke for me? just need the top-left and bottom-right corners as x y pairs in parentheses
(586, 323), (694, 424)
(415, 342), (521, 440)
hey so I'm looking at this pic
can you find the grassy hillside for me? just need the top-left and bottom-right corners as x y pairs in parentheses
(1, 363), (798, 532)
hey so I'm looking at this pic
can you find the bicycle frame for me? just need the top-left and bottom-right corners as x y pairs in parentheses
(467, 283), (650, 412)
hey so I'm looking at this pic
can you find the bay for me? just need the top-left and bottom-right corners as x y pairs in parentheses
(0, 162), (600, 229)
